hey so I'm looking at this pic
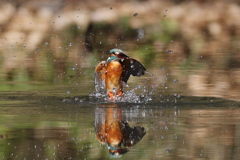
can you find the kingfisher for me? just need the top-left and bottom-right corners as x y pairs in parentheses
(95, 104), (146, 157)
(95, 49), (146, 99)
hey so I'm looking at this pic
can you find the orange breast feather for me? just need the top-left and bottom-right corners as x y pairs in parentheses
(105, 61), (123, 93)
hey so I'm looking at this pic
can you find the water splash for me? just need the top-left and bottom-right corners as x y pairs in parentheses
(90, 85), (154, 103)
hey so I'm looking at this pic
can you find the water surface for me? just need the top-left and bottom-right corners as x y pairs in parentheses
(1, 91), (240, 159)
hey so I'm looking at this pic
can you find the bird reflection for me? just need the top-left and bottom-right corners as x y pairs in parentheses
(94, 104), (146, 158)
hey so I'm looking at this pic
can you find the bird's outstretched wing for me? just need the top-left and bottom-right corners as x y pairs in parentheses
(121, 58), (146, 84)
(95, 61), (107, 93)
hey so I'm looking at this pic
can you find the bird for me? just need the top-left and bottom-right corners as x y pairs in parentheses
(95, 49), (146, 99)
(95, 104), (146, 157)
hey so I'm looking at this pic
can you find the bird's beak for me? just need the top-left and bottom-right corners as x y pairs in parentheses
(117, 52), (129, 58)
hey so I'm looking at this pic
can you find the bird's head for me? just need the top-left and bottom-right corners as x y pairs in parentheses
(107, 143), (129, 158)
(109, 49), (129, 58)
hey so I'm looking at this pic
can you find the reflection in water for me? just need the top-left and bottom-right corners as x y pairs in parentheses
(1, 96), (240, 159)
(94, 104), (146, 158)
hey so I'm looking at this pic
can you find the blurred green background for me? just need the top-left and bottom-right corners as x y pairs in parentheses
(0, 0), (240, 100)
(1, 0), (240, 160)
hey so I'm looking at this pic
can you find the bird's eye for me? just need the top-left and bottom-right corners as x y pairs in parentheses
(112, 52), (115, 54)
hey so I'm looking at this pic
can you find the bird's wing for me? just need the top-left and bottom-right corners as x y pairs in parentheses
(121, 122), (146, 148)
(95, 61), (107, 93)
(121, 58), (146, 83)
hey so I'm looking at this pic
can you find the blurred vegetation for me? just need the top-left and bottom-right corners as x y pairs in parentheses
(0, 0), (240, 98)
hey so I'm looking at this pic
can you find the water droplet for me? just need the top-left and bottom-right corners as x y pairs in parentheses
(23, 44), (26, 47)
(136, 85), (141, 89)
(133, 13), (138, 17)
(110, 7), (113, 10)
(69, 43), (72, 46)
(174, 79), (178, 83)
(58, 16), (60, 18)
(45, 42), (49, 45)
(77, 25), (81, 29)
(170, 40), (173, 42)
(137, 29), (145, 39)
(163, 14), (166, 17)
(165, 9), (168, 12)
(112, 88), (117, 94)
(142, 111), (145, 117)
(66, 90), (71, 94)
(166, 50), (173, 53)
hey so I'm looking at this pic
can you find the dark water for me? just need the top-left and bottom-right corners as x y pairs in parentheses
(1, 90), (240, 159)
